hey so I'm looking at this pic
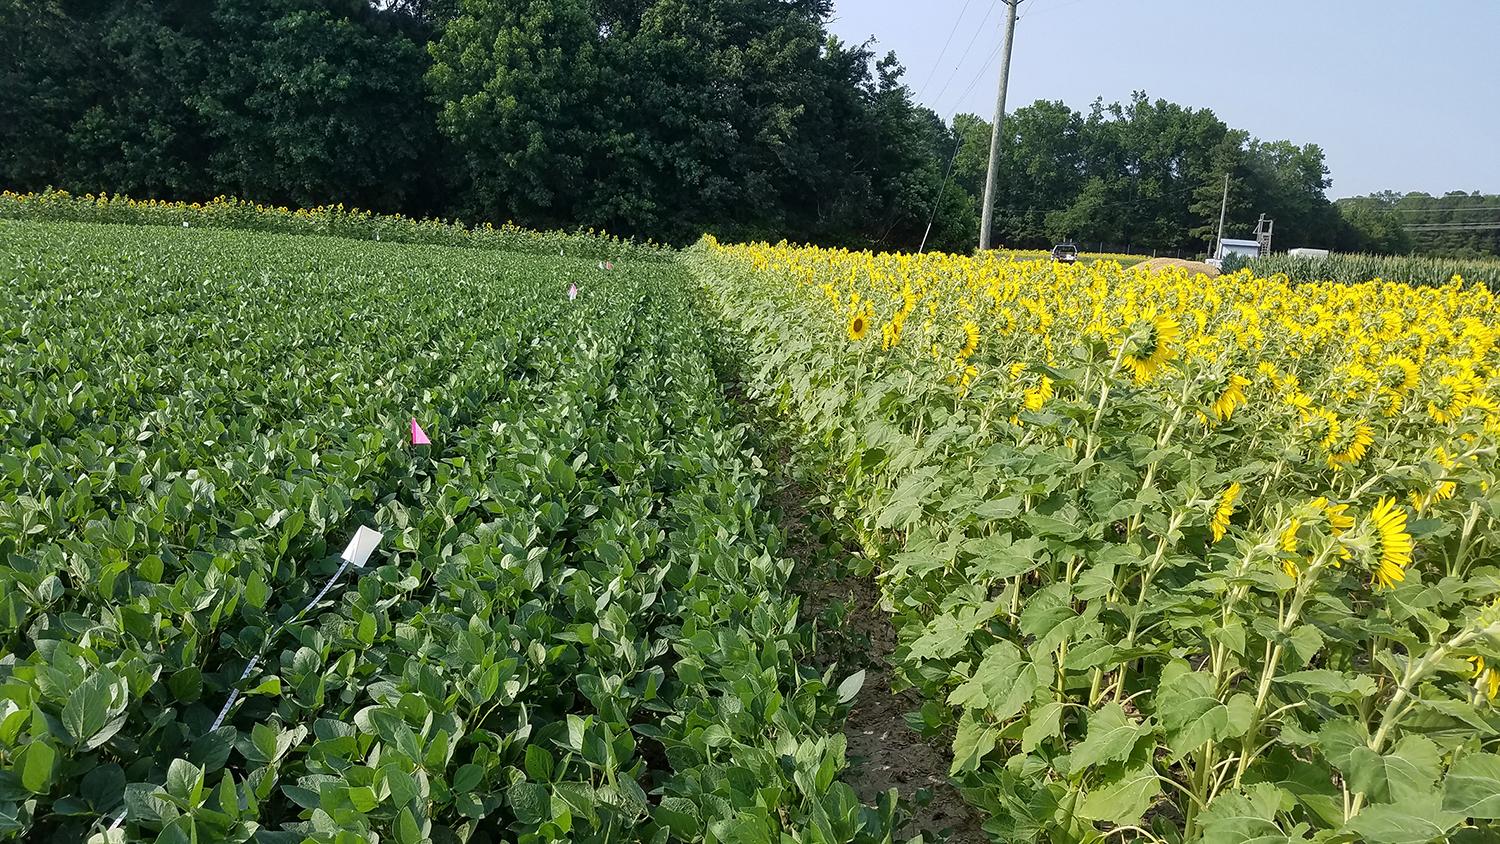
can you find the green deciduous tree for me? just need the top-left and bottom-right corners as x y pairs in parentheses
(5, 1), (1409, 257)
(1338, 191), (1498, 258)
(955, 92), (1350, 256)
(200, 0), (438, 212)
(427, 0), (609, 228)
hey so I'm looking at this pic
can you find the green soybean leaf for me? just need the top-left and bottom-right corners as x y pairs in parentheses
(509, 781), (549, 826)
(62, 674), (111, 746)
(355, 613), (376, 646)
(836, 670), (865, 704)
(19, 741), (56, 794)
(524, 745), (554, 782)
(395, 808), (422, 844)
(167, 668), (202, 704)
(452, 764), (484, 794)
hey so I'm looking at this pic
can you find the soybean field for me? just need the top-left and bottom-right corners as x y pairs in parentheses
(0, 220), (880, 843)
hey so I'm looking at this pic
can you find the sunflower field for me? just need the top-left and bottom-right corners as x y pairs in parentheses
(0, 219), (891, 843)
(692, 238), (1500, 842)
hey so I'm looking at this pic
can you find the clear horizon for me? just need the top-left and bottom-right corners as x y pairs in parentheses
(827, 0), (1499, 200)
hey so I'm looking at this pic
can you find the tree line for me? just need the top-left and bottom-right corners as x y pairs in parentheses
(3, 0), (1480, 256)
(1336, 192), (1500, 259)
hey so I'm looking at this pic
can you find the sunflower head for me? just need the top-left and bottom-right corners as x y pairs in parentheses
(1428, 372), (1476, 423)
(1471, 656), (1500, 702)
(1310, 497), (1355, 536)
(847, 310), (870, 341)
(1211, 373), (1251, 422)
(1279, 517), (1301, 554)
(1368, 497), (1414, 590)
(1023, 375), (1054, 411)
(1211, 482), (1243, 542)
(958, 364), (979, 396)
(1381, 355), (1420, 393)
(1325, 419), (1374, 470)
(1302, 406), (1342, 450)
(955, 320), (980, 362)
(1121, 314), (1181, 384)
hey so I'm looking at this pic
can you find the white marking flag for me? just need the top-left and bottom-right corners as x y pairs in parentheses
(342, 525), (383, 568)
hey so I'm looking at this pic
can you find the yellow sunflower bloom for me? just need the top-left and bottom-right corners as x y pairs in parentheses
(1428, 373), (1475, 423)
(1381, 355), (1420, 393)
(958, 364), (979, 396)
(956, 320), (980, 362)
(1368, 497), (1414, 590)
(1023, 375), (1054, 411)
(1306, 406), (1342, 450)
(1471, 657), (1500, 701)
(1211, 374), (1251, 422)
(1211, 482), (1242, 542)
(1122, 314), (1181, 384)
(1279, 517), (1301, 554)
(1326, 420), (1374, 470)
(847, 309), (870, 341)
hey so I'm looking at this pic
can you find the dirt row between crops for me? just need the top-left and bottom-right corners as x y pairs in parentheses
(769, 464), (987, 844)
(715, 334), (985, 842)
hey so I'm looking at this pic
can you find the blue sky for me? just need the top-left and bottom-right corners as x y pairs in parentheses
(826, 0), (1498, 199)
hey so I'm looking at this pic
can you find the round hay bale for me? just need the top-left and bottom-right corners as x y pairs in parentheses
(1135, 257), (1220, 279)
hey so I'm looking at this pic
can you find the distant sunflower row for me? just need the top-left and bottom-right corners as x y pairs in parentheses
(708, 237), (1500, 595)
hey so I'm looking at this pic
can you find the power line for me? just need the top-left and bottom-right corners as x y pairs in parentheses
(919, 135), (965, 254)
(951, 41), (1005, 110)
(915, 0), (977, 102)
(929, 1), (1000, 110)
(1403, 223), (1500, 232)
(1383, 206), (1500, 214)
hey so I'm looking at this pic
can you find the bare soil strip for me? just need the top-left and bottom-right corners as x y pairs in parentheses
(769, 467), (987, 844)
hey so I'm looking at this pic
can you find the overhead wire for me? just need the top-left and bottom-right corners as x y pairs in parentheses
(950, 41), (1004, 114)
(928, 0), (1000, 110)
(1384, 206), (1500, 214)
(915, 0), (977, 102)
(919, 135), (966, 254)
(942, 0), (1036, 117)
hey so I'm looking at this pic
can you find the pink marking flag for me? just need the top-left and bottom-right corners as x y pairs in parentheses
(567, 283), (579, 301)
(410, 418), (430, 445)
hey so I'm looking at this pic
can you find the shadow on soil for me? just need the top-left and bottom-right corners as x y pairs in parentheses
(707, 304), (984, 842)
(759, 442), (987, 844)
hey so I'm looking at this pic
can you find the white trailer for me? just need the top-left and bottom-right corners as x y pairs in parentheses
(1207, 238), (1260, 268)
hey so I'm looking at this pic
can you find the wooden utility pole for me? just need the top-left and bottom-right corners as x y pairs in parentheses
(1213, 172), (1229, 258)
(978, 0), (1021, 251)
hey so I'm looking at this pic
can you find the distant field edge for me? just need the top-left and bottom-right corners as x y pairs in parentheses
(0, 188), (673, 263)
